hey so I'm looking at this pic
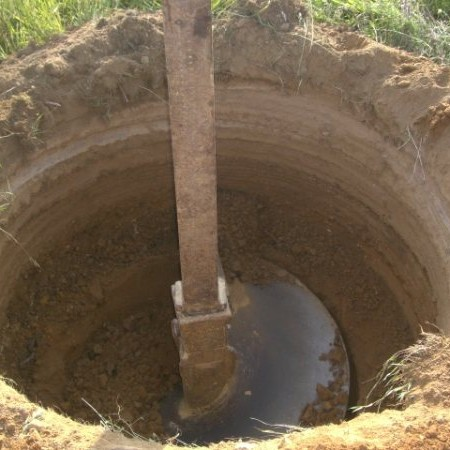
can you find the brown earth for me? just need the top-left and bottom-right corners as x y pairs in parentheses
(1, 0), (450, 448)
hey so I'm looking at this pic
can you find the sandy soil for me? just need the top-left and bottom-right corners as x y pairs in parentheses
(1, 0), (450, 448)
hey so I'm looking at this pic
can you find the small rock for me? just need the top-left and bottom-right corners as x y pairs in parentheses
(300, 403), (316, 424)
(61, 402), (70, 411)
(39, 295), (49, 306)
(106, 361), (116, 376)
(316, 383), (334, 401)
(93, 344), (103, 355)
(99, 374), (108, 387)
(321, 401), (333, 411)
(235, 442), (255, 450)
(88, 279), (104, 300)
(335, 391), (349, 406)
(31, 408), (45, 420)
(398, 80), (411, 88)
(123, 316), (136, 331)
(23, 420), (47, 433)
(135, 385), (147, 398)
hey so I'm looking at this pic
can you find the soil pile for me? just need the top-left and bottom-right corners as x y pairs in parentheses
(0, 206), (181, 438)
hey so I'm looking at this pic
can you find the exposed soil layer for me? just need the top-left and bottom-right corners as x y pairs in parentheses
(1, 1), (450, 448)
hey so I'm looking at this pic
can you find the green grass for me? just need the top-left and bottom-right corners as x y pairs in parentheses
(0, 0), (236, 61)
(0, 0), (160, 60)
(0, 0), (450, 62)
(310, 0), (450, 63)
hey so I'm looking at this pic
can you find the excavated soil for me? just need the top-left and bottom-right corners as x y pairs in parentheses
(2, 0), (450, 448)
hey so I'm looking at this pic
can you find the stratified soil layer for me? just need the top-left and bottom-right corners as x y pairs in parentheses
(1, 0), (450, 448)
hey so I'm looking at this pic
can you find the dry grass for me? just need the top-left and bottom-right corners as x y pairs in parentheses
(354, 331), (450, 414)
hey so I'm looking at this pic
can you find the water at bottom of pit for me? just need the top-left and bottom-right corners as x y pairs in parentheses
(161, 281), (350, 443)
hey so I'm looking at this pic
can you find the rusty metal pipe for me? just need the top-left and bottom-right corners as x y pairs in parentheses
(163, 0), (235, 411)
(163, 0), (219, 315)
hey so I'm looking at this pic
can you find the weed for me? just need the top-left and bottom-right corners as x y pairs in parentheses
(0, 193), (12, 214)
(352, 331), (440, 413)
(352, 351), (413, 413)
(0, 165), (13, 215)
(28, 113), (44, 144)
(2, 1), (450, 63)
(81, 397), (162, 443)
(0, 165), (39, 268)
(0, 195), (12, 214)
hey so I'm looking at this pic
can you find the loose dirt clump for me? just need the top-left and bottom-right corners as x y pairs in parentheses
(401, 332), (450, 409)
(0, 205), (181, 439)
(65, 313), (179, 436)
(300, 336), (349, 426)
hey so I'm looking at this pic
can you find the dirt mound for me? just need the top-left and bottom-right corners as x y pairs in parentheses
(403, 333), (450, 409)
(1, 2), (450, 449)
